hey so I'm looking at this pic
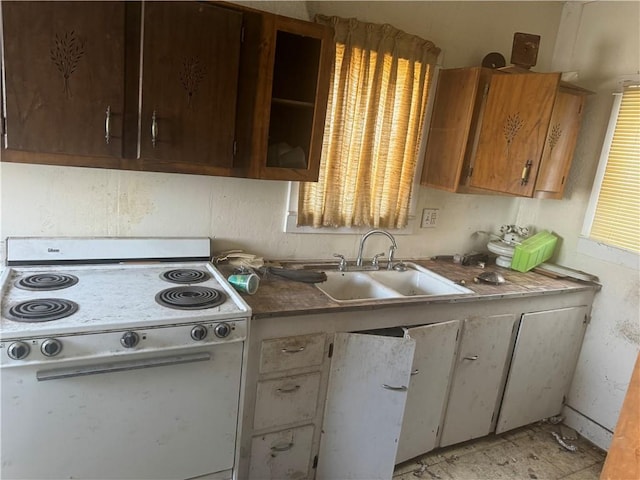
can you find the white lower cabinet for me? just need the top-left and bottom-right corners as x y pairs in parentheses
(316, 332), (415, 480)
(496, 306), (589, 433)
(395, 321), (460, 464)
(249, 425), (315, 480)
(439, 313), (519, 447)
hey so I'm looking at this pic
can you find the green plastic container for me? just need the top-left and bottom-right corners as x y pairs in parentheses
(511, 231), (558, 272)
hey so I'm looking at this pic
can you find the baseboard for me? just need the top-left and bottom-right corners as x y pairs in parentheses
(562, 404), (613, 451)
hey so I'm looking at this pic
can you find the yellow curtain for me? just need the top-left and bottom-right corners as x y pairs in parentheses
(298, 15), (440, 228)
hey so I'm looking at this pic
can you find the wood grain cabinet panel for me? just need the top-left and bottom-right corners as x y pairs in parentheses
(137, 1), (242, 175)
(420, 67), (591, 199)
(2, 1), (126, 159)
(235, 12), (333, 181)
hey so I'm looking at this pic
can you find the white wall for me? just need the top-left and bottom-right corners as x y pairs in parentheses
(515, 1), (640, 449)
(2, 0), (636, 449)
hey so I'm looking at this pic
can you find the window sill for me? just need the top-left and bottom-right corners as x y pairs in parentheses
(576, 236), (639, 270)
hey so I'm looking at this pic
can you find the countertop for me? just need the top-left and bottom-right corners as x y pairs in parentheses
(219, 259), (599, 319)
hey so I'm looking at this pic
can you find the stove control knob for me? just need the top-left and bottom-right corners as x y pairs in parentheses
(41, 338), (62, 357)
(190, 325), (208, 341)
(7, 341), (30, 360)
(213, 322), (231, 338)
(120, 331), (139, 349)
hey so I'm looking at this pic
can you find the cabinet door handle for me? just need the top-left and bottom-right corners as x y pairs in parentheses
(521, 160), (533, 185)
(463, 355), (479, 361)
(104, 106), (111, 144)
(410, 369), (420, 376)
(382, 384), (408, 391)
(276, 384), (301, 393)
(281, 346), (305, 354)
(270, 442), (294, 452)
(151, 110), (158, 148)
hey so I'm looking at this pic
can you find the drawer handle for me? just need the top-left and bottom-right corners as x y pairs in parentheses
(382, 384), (408, 392)
(410, 369), (420, 376)
(276, 385), (301, 393)
(281, 346), (305, 354)
(463, 355), (479, 361)
(270, 442), (294, 452)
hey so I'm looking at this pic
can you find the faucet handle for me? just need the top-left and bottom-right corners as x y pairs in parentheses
(371, 252), (385, 268)
(333, 253), (348, 271)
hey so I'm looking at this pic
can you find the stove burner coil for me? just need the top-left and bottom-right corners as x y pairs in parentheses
(7, 299), (79, 322)
(15, 273), (79, 291)
(160, 269), (211, 284)
(155, 286), (226, 310)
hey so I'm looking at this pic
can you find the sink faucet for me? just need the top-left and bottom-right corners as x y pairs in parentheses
(356, 229), (398, 270)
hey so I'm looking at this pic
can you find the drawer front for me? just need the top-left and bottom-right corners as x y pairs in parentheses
(259, 333), (326, 374)
(254, 372), (322, 430)
(249, 425), (315, 480)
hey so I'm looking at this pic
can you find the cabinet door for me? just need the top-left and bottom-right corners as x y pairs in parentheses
(469, 73), (559, 196)
(138, 2), (242, 174)
(440, 314), (518, 447)
(421, 67), (491, 192)
(3, 1), (125, 158)
(496, 306), (589, 433)
(396, 321), (460, 464)
(316, 332), (415, 480)
(534, 89), (587, 199)
(235, 14), (332, 181)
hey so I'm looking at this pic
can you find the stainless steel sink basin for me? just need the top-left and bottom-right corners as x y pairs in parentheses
(315, 263), (473, 303)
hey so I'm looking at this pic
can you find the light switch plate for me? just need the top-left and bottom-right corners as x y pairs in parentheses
(421, 208), (439, 228)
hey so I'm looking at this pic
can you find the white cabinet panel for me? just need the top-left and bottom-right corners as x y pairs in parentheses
(253, 372), (321, 430)
(396, 320), (460, 464)
(259, 333), (326, 374)
(496, 306), (589, 433)
(316, 332), (415, 480)
(249, 425), (315, 480)
(440, 313), (518, 447)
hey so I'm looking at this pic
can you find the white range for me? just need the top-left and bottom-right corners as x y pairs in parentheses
(0, 237), (251, 480)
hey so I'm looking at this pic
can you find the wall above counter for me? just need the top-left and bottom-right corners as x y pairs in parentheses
(0, 1), (333, 182)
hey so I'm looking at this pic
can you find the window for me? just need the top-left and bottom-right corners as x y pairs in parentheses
(582, 84), (640, 255)
(296, 15), (440, 230)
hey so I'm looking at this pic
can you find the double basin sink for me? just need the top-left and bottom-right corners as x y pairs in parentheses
(315, 262), (474, 303)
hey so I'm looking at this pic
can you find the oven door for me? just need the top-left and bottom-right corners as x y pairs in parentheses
(1, 342), (243, 480)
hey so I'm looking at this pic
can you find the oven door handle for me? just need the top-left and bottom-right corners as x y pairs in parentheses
(36, 352), (211, 381)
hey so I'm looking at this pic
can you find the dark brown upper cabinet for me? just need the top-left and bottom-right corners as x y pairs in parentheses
(1, 1), (332, 181)
(420, 67), (591, 199)
(2, 1), (126, 162)
(136, 1), (242, 176)
(235, 11), (333, 181)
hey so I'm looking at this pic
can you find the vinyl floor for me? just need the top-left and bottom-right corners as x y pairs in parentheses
(393, 422), (606, 480)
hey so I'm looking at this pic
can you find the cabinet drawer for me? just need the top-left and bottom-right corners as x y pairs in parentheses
(249, 425), (315, 480)
(259, 333), (326, 374)
(254, 372), (321, 430)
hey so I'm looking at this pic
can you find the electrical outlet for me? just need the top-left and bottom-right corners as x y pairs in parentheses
(421, 208), (439, 228)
